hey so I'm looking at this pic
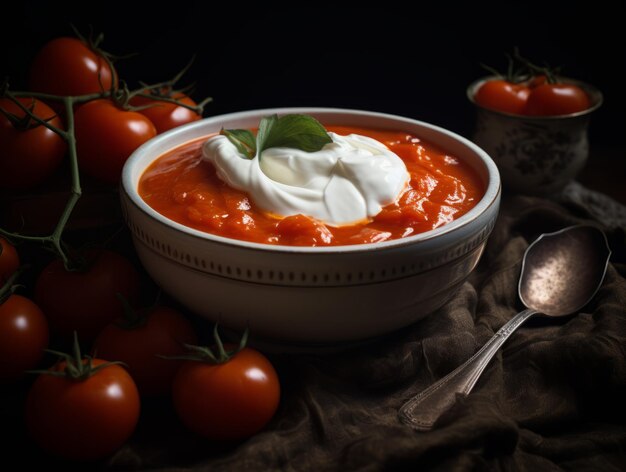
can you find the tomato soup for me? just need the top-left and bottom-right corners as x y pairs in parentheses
(139, 126), (484, 246)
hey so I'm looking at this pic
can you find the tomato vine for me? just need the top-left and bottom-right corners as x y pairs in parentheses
(0, 32), (212, 270)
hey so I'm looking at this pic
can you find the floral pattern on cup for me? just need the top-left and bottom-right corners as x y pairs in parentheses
(468, 76), (602, 196)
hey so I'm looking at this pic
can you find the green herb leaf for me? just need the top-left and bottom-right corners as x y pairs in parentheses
(258, 114), (332, 156)
(221, 114), (332, 161)
(256, 114), (279, 157)
(220, 128), (256, 159)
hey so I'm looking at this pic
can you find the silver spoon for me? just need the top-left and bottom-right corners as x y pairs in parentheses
(399, 225), (611, 431)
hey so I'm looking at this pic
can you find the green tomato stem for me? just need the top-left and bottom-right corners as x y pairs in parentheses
(114, 292), (147, 330)
(133, 92), (211, 114)
(0, 265), (28, 304)
(32, 332), (126, 381)
(0, 92), (82, 269)
(1, 58), (212, 271)
(12, 90), (109, 104)
(50, 97), (83, 270)
(6, 94), (67, 137)
(163, 325), (249, 364)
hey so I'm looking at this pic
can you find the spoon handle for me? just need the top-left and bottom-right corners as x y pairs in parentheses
(399, 308), (537, 430)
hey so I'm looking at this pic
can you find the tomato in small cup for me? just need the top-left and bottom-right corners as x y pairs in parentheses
(474, 79), (530, 115)
(524, 83), (591, 116)
(474, 76), (591, 117)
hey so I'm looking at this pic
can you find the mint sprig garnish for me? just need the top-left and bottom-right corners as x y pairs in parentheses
(220, 128), (256, 158)
(220, 114), (332, 160)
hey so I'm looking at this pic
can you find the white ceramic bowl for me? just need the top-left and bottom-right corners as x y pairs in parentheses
(121, 108), (500, 346)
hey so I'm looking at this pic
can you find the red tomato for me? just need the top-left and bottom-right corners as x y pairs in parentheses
(35, 249), (141, 341)
(25, 359), (140, 461)
(525, 83), (591, 116)
(474, 79), (530, 115)
(0, 98), (66, 189)
(526, 74), (548, 89)
(29, 37), (116, 96)
(131, 91), (201, 134)
(172, 347), (280, 440)
(94, 306), (198, 396)
(75, 99), (157, 183)
(0, 238), (20, 283)
(0, 295), (49, 382)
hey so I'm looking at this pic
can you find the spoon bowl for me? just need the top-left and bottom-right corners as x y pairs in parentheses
(519, 225), (611, 317)
(399, 225), (611, 430)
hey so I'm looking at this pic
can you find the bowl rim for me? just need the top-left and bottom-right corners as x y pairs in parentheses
(122, 107), (501, 254)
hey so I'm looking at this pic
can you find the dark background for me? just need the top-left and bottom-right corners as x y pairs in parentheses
(1, 3), (625, 468)
(2, 2), (624, 140)
(1, 1), (625, 200)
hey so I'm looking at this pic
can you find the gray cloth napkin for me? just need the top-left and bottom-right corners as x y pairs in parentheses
(102, 183), (626, 471)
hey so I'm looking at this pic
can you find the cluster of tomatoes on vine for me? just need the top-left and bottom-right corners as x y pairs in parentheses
(0, 31), (280, 463)
(474, 50), (591, 116)
(1, 32), (210, 189)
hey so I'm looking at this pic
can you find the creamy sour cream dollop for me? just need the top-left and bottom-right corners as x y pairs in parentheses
(202, 132), (409, 226)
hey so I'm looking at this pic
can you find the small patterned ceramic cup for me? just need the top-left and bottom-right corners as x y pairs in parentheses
(468, 76), (603, 196)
